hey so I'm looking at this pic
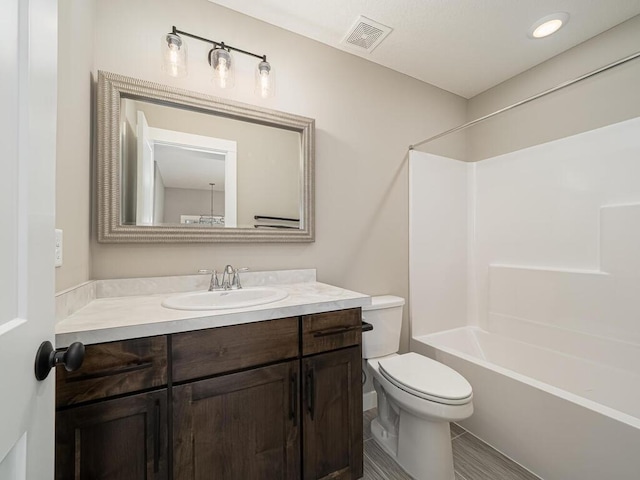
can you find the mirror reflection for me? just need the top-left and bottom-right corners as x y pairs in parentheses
(120, 98), (302, 230)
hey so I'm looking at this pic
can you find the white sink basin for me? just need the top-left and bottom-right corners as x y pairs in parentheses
(161, 287), (289, 311)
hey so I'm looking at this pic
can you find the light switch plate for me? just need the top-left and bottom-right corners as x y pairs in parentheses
(55, 229), (63, 267)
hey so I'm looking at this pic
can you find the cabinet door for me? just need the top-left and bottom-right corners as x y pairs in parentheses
(303, 347), (363, 480)
(56, 390), (168, 480)
(173, 360), (300, 480)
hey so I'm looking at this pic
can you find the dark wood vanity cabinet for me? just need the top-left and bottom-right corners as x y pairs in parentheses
(55, 308), (363, 480)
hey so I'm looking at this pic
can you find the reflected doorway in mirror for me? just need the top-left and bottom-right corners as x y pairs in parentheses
(123, 108), (237, 227)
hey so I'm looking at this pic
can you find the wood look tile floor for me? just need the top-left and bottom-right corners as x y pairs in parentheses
(362, 409), (541, 480)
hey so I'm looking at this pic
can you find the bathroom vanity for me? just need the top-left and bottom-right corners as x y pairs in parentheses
(54, 273), (368, 480)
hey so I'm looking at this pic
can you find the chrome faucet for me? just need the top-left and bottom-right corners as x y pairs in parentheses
(200, 266), (248, 291)
(220, 265), (235, 290)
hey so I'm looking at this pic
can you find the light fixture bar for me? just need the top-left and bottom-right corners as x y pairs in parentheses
(172, 26), (267, 62)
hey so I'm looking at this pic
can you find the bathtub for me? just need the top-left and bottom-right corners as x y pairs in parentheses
(411, 325), (640, 480)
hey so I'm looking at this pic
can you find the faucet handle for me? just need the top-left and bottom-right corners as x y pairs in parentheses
(232, 267), (249, 289)
(211, 270), (221, 290)
(198, 269), (221, 291)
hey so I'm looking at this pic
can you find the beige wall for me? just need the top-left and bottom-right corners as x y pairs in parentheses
(56, 0), (95, 291)
(163, 188), (225, 224)
(467, 15), (640, 161)
(57, 0), (467, 352)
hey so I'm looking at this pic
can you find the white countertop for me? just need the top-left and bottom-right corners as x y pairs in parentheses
(55, 281), (370, 348)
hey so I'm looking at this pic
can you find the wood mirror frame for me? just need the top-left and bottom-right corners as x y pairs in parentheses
(96, 71), (315, 243)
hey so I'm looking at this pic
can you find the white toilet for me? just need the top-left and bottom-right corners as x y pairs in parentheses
(362, 296), (473, 480)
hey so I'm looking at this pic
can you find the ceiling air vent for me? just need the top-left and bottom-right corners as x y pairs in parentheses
(341, 16), (392, 53)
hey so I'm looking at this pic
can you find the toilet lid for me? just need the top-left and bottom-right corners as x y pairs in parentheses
(378, 353), (472, 405)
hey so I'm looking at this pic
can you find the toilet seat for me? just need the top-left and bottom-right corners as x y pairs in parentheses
(378, 353), (472, 405)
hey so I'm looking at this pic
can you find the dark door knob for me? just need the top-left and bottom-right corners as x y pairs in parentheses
(34, 341), (85, 381)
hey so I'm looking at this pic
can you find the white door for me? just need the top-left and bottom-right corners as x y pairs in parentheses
(0, 0), (58, 478)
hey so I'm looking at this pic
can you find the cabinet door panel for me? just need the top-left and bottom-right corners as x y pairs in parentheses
(303, 347), (363, 480)
(56, 390), (168, 480)
(174, 361), (300, 480)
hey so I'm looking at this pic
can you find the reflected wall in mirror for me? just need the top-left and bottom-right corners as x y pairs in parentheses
(98, 71), (314, 243)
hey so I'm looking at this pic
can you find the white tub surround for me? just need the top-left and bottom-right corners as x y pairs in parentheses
(55, 269), (370, 347)
(409, 117), (640, 480)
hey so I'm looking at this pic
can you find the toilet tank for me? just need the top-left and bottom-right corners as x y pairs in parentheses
(361, 295), (405, 359)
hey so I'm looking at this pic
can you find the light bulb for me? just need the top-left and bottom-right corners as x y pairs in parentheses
(217, 58), (229, 88)
(168, 46), (179, 76)
(217, 57), (228, 74)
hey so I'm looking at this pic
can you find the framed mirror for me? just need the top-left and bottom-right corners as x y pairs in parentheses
(97, 71), (314, 243)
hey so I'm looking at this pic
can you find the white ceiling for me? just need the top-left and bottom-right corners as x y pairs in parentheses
(154, 144), (226, 190)
(209, 0), (640, 98)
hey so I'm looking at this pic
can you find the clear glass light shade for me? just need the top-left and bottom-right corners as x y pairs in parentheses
(161, 33), (187, 77)
(255, 60), (275, 98)
(209, 48), (235, 89)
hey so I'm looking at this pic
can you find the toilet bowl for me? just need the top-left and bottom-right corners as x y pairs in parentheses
(362, 296), (473, 480)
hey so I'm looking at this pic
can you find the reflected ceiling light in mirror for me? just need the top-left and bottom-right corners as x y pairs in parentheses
(529, 13), (569, 39)
(161, 26), (274, 97)
(161, 33), (188, 77)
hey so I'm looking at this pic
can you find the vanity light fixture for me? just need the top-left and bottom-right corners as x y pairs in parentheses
(161, 26), (275, 98)
(528, 12), (569, 39)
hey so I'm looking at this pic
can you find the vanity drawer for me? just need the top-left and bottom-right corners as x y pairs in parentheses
(171, 317), (299, 383)
(56, 336), (168, 407)
(302, 308), (362, 356)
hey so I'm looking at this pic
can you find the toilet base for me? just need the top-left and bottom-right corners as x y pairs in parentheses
(371, 409), (455, 480)
(370, 417), (399, 458)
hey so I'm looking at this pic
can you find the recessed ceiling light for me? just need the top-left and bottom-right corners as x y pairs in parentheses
(529, 12), (569, 39)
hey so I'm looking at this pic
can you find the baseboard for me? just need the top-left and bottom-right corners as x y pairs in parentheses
(363, 391), (377, 411)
